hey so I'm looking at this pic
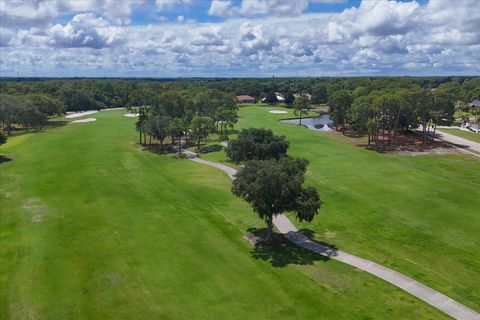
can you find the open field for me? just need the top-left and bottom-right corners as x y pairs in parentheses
(202, 105), (480, 312)
(0, 110), (451, 319)
(439, 128), (480, 143)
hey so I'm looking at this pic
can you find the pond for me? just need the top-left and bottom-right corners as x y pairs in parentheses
(281, 113), (334, 131)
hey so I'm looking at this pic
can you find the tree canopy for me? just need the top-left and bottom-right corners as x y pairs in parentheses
(226, 128), (289, 163)
(232, 157), (321, 241)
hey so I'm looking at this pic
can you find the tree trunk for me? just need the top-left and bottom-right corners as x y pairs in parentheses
(139, 131), (142, 144)
(197, 137), (201, 150)
(422, 121), (427, 145)
(299, 113), (302, 126)
(392, 111), (401, 145)
(266, 215), (273, 242)
(143, 133), (146, 145)
(149, 135), (152, 145)
(427, 122), (431, 144)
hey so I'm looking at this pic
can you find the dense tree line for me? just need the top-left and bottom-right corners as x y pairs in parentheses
(132, 89), (237, 151)
(1, 77), (478, 140)
(0, 94), (63, 132)
(328, 82), (464, 146)
(1, 76), (478, 109)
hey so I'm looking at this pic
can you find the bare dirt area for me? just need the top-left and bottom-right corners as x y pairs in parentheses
(338, 130), (460, 156)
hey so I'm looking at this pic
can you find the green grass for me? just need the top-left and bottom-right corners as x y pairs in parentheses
(439, 128), (480, 143)
(202, 105), (480, 312)
(0, 110), (451, 319)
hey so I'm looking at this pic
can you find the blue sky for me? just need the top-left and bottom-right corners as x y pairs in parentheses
(0, 0), (478, 77)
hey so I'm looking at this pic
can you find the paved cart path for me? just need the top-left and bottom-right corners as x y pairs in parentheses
(435, 129), (480, 155)
(183, 150), (480, 320)
(417, 126), (480, 157)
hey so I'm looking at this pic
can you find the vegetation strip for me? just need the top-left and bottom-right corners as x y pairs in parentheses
(185, 150), (480, 320)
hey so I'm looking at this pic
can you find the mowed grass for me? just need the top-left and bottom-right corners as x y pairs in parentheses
(202, 105), (480, 312)
(439, 128), (480, 143)
(0, 110), (450, 319)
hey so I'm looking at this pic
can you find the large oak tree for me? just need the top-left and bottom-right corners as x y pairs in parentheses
(232, 157), (321, 241)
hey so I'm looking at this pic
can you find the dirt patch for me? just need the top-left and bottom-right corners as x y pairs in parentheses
(357, 131), (457, 155)
(391, 147), (460, 156)
(243, 234), (262, 246)
(323, 231), (337, 239)
(22, 198), (48, 223)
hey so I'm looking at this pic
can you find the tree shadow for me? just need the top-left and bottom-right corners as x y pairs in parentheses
(247, 227), (329, 268)
(47, 120), (69, 128)
(343, 131), (366, 139)
(199, 144), (222, 153)
(0, 155), (13, 165)
(298, 228), (339, 251)
(142, 144), (175, 154)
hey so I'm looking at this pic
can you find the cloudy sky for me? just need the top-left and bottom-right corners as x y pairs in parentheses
(0, 0), (479, 77)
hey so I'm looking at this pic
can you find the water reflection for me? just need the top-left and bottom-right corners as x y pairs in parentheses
(281, 113), (333, 131)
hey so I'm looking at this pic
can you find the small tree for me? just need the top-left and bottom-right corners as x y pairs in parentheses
(169, 118), (187, 154)
(150, 115), (170, 149)
(284, 92), (295, 105)
(232, 157), (321, 241)
(311, 84), (328, 104)
(265, 91), (278, 104)
(135, 107), (149, 144)
(0, 131), (7, 145)
(215, 107), (238, 140)
(226, 128), (289, 163)
(293, 94), (311, 126)
(190, 116), (215, 150)
(329, 90), (352, 133)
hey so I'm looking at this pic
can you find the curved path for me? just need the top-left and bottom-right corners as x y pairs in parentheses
(435, 129), (480, 155)
(183, 150), (480, 320)
(417, 126), (480, 158)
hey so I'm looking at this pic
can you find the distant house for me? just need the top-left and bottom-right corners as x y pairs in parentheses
(261, 92), (284, 103)
(236, 95), (255, 104)
(275, 92), (285, 102)
(293, 93), (312, 100)
(468, 99), (480, 107)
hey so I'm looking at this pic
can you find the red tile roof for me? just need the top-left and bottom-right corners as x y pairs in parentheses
(236, 95), (255, 101)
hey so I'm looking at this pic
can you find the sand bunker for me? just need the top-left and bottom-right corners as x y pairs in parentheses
(124, 113), (139, 117)
(101, 107), (124, 111)
(65, 110), (99, 118)
(269, 110), (288, 114)
(72, 118), (96, 123)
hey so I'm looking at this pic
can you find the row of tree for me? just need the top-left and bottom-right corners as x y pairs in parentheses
(133, 89), (238, 151)
(2, 77), (478, 111)
(328, 82), (462, 146)
(0, 94), (64, 132)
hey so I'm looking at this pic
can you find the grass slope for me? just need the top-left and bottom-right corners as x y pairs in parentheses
(202, 105), (480, 312)
(0, 110), (449, 319)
